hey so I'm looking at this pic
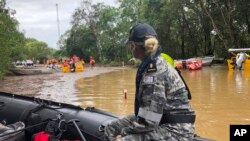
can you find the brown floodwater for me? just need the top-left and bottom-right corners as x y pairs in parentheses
(75, 65), (250, 141)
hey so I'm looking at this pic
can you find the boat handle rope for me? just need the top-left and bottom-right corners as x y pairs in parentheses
(21, 102), (64, 123)
(0, 116), (88, 141)
(57, 119), (67, 139)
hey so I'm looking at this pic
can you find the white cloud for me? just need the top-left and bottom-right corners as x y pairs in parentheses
(6, 0), (118, 49)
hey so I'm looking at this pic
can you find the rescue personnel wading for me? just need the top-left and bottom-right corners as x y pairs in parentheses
(104, 23), (196, 141)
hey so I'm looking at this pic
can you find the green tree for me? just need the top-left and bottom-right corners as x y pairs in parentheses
(72, 0), (106, 61)
(24, 38), (52, 63)
(0, 0), (25, 79)
(65, 25), (97, 61)
(60, 0), (250, 62)
(199, 0), (250, 57)
(69, 1), (131, 63)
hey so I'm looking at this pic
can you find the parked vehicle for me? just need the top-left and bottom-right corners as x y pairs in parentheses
(15, 60), (34, 66)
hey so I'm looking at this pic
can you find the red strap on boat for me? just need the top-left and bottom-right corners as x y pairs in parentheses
(32, 131), (80, 141)
(32, 131), (49, 141)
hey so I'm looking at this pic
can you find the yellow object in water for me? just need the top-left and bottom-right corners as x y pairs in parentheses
(61, 66), (70, 73)
(160, 53), (175, 67)
(75, 62), (84, 72)
(61, 63), (84, 73)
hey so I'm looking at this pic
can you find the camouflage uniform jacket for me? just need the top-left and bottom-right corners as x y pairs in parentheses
(136, 54), (195, 126)
(104, 48), (195, 140)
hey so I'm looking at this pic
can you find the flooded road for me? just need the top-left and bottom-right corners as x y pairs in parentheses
(75, 68), (136, 115)
(75, 65), (250, 141)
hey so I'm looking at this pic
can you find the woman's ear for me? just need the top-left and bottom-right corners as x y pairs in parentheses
(130, 41), (136, 49)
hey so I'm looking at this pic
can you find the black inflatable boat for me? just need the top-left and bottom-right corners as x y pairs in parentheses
(0, 92), (213, 141)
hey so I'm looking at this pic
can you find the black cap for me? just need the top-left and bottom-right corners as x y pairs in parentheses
(128, 23), (157, 42)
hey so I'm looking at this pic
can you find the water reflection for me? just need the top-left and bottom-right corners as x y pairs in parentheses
(75, 69), (136, 115)
(75, 66), (250, 141)
(227, 70), (250, 94)
(182, 66), (250, 141)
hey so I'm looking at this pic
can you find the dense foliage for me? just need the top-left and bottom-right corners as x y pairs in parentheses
(0, 0), (25, 79)
(60, 0), (249, 63)
(0, 0), (54, 79)
(24, 38), (54, 63)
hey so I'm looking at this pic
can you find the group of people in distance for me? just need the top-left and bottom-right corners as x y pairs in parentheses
(46, 55), (95, 72)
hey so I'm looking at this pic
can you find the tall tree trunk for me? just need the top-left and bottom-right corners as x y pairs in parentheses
(199, 0), (228, 50)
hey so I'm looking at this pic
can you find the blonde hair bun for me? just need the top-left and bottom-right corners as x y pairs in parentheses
(144, 37), (158, 53)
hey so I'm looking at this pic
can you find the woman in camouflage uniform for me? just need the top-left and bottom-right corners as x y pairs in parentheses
(105, 23), (196, 141)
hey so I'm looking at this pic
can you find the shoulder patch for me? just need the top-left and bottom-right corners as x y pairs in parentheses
(146, 62), (157, 73)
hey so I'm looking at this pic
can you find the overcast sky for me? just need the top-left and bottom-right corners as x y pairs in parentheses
(6, 0), (118, 49)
